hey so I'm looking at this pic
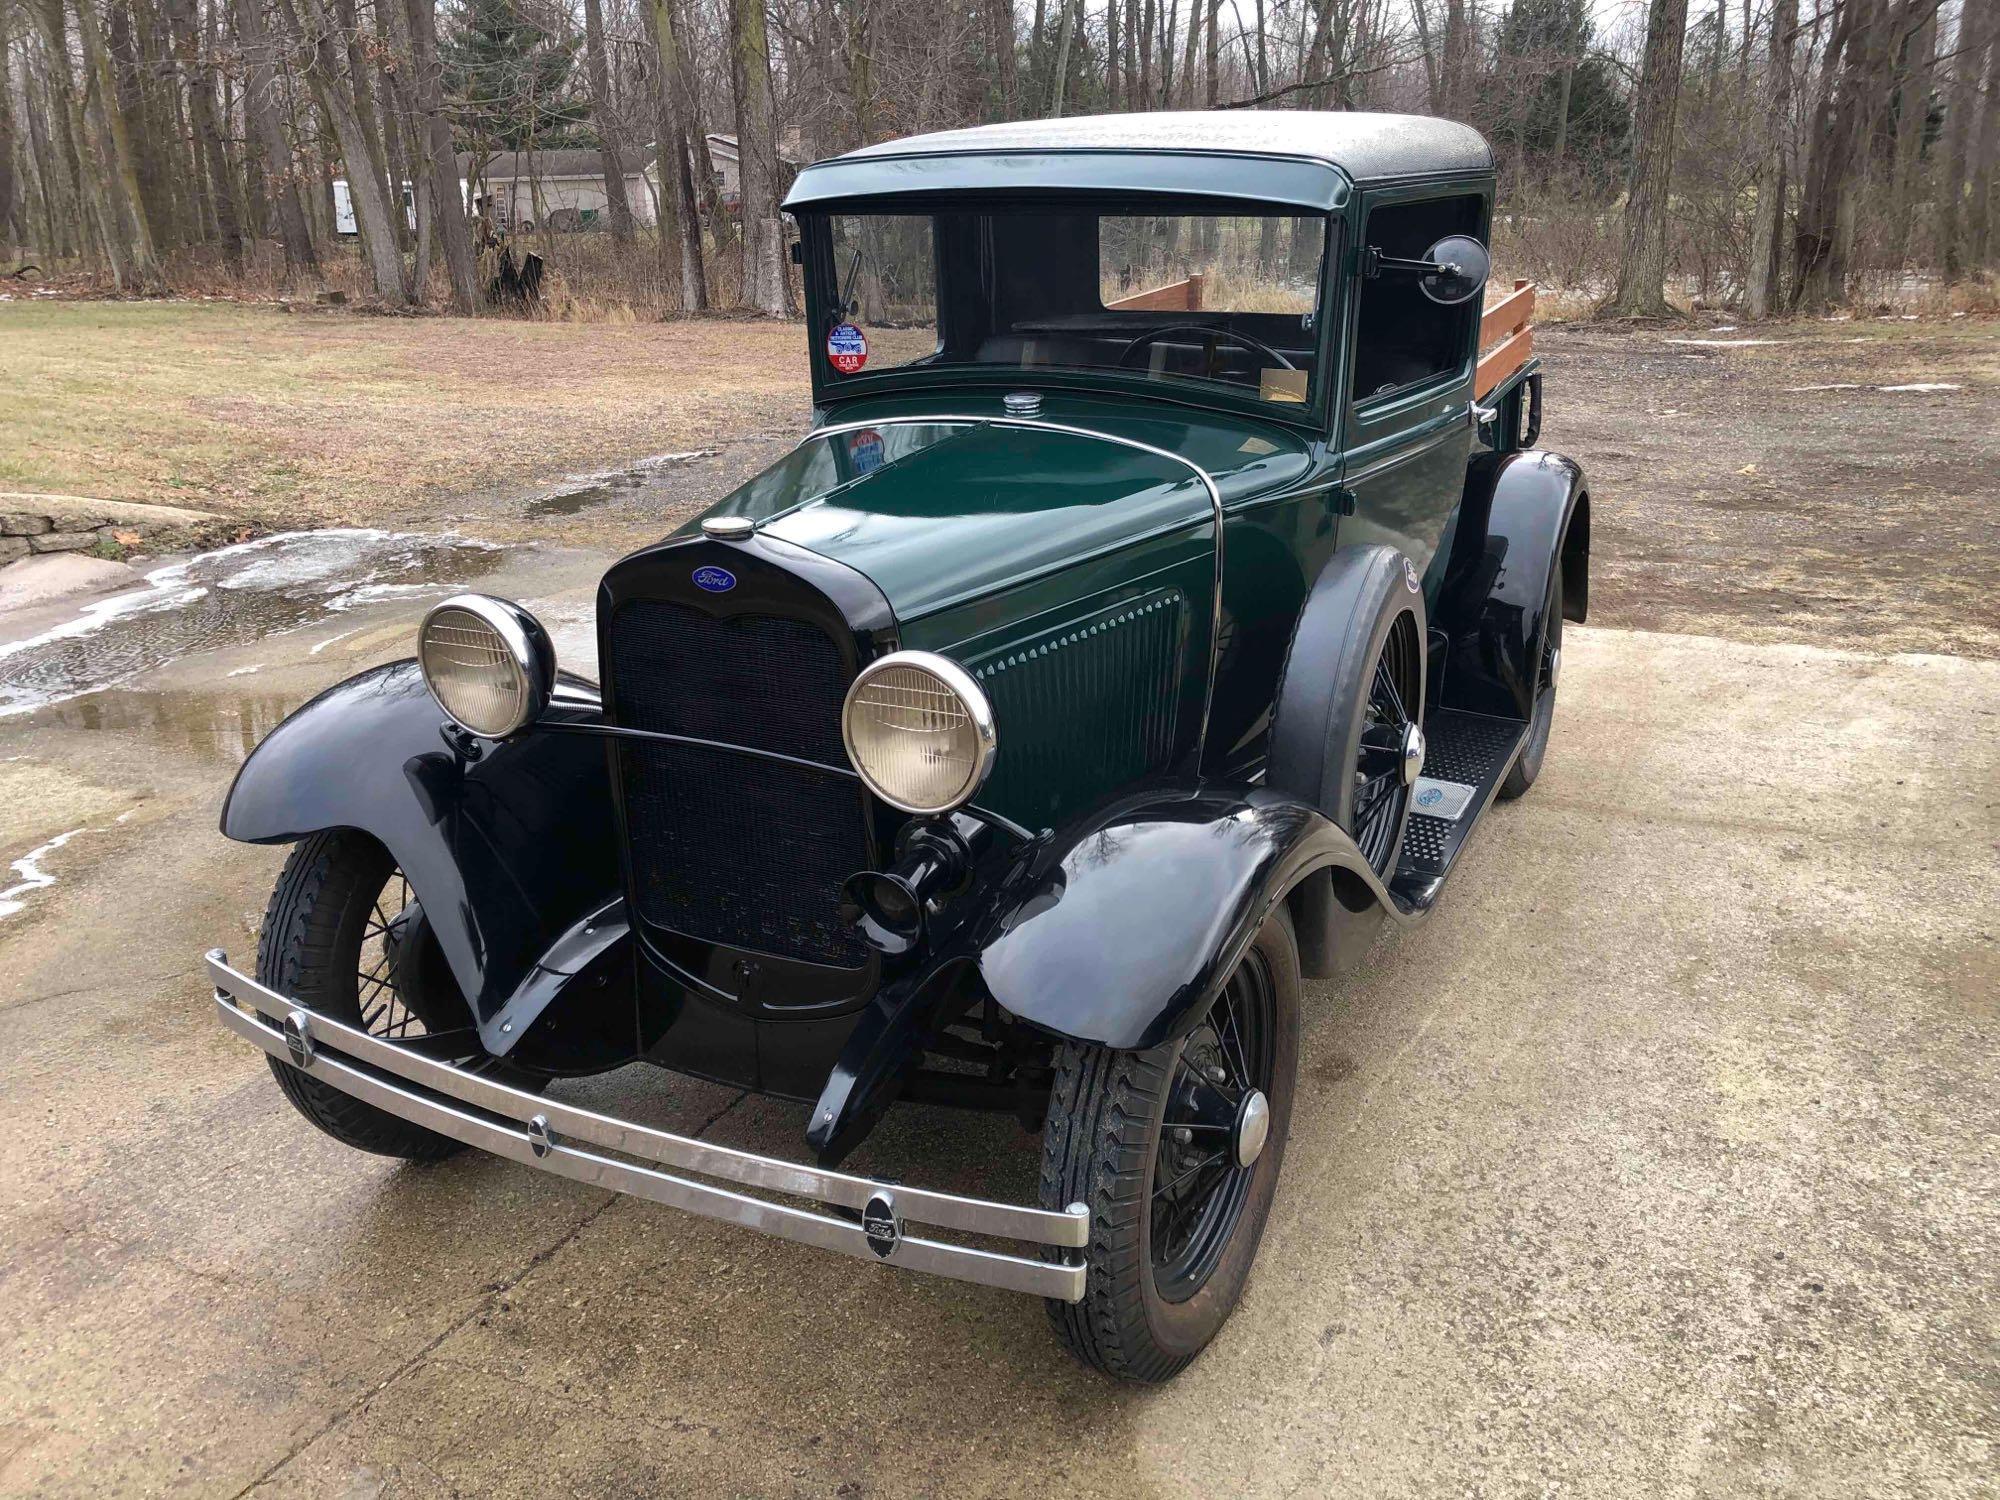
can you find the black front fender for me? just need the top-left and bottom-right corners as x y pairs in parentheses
(220, 662), (623, 1048)
(975, 782), (1385, 1051)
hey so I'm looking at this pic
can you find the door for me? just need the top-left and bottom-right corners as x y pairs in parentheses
(1338, 190), (1490, 603)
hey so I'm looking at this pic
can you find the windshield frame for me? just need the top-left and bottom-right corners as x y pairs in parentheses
(795, 193), (1343, 432)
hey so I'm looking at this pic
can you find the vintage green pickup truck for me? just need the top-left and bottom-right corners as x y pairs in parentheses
(205, 111), (1588, 1382)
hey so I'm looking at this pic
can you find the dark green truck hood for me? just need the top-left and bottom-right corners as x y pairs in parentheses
(691, 396), (1316, 623)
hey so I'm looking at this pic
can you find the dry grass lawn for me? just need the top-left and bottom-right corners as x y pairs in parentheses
(0, 301), (812, 527)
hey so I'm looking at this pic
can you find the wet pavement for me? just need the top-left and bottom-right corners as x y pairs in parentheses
(0, 484), (1993, 1494)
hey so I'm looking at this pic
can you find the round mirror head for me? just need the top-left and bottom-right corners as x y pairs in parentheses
(1420, 235), (1491, 306)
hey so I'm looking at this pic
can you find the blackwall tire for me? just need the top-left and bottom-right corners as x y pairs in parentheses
(1499, 567), (1563, 800)
(256, 830), (463, 1161)
(1040, 906), (1301, 1383)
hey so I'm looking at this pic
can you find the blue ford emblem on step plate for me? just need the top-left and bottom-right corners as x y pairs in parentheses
(692, 566), (736, 594)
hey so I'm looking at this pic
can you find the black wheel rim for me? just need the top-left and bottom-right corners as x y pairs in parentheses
(355, 868), (430, 1041)
(1150, 947), (1276, 1303)
(1353, 610), (1422, 875)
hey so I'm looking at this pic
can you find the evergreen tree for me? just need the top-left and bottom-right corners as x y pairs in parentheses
(442, 0), (589, 153)
(1494, 0), (1631, 194)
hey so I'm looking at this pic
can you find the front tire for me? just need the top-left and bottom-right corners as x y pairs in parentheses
(257, 830), (466, 1161)
(1040, 907), (1301, 1383)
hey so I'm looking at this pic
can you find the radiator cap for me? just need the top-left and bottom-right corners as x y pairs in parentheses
(1002, 391), (1043, 416)
(701, 516), (756, 540)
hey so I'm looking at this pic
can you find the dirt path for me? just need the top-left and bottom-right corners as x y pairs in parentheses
(1538, 317), (2000, 658)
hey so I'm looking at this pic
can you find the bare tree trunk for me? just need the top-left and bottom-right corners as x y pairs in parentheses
(1204, 0), (1219, 106)
(1047, 0), (1077, 115)
(682, 78), (736, 261)
(233, 0), (318, 278)
(1106, 0), (1119, 108)
(582, 0), (633, 242)
(648, 0), (706, 308)
(31, 0), (126, 283)
(1791, 0), (1869, 310)
(74, 0), (164, 284)
(1442, 0), (1469, 118)
(1971, 17), (2000, 269)
(1600, 0), (1690, 317)
(401, 0), (475, 310)
(728, 0), (785, 314)
(1746, 0), (1797, 317)
(165, 0), (248, 270)
(0, 43), (17, 260)
(280, 0), (406, 298)
(992, 0), (1019, 114)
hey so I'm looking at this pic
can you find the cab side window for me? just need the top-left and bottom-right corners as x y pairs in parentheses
(1350, 195), (1484, 403)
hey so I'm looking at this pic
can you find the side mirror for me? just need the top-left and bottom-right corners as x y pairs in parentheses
(1418, 235), (1490, 306)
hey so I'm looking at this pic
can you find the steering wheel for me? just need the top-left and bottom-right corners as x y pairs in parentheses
(1117, 323), (1296, 378)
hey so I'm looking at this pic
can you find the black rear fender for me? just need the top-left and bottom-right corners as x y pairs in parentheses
(1434, 450), (1589, 720)
(975, 783), (1387, 1051)
(219, 661), (627, 1058)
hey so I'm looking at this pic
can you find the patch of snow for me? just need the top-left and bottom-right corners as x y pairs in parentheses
(1663, 338), (1782, 348)
(225, 665), (262, 677)
(1877, 383), (1961, 392)
(0, 827), (91, 919)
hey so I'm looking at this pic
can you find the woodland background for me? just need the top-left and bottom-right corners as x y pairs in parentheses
(0, 0), (1994, 320)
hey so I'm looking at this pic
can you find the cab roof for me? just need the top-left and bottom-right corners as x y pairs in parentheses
(783, 111), (1493, 214)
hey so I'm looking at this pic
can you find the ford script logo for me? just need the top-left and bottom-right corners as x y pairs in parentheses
(692, 565), (736, 594)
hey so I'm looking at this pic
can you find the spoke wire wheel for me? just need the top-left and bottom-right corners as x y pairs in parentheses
(355, 868), (434, 1041)
(1350, 609), (1422, 874)
(1041, 907), (1301, 1383)
(1149, 944), (1276, 1301)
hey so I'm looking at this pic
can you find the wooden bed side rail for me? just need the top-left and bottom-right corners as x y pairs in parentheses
(1106, 273), (1205, 312)
(1476, 279), (1535, 399)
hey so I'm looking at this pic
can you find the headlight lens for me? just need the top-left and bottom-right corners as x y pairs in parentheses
(417, 595), (553, 738)
(842, 652), (996, 814)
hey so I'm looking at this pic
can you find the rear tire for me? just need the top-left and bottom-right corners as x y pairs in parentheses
(257, 831), (463, 1161)
(1040, 907), (1301, 1383)
(1499, 567), (1563, 800)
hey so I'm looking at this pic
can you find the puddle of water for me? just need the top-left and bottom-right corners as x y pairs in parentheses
(29, 686), (314, 767)
(0, 528), (509, 717)
(525, 451), (713, 517)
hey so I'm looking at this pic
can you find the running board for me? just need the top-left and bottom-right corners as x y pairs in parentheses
(1389, 709), (1528, 911)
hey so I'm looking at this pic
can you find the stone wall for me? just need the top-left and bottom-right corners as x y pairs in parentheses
(0, 511), (140, 565)
(0, 494), (225, 568)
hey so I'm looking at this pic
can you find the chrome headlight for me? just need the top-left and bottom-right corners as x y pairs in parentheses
(841, 651), (996, 814)
(417, 594), (554, 739)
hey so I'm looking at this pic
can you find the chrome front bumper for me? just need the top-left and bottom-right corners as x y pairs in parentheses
(205, 951), (1088, 1301)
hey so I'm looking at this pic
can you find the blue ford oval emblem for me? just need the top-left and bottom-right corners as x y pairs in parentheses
(692, 565), (736, 594)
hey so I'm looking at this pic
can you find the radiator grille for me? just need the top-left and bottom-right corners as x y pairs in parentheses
(608, 598), (869, 968)
(970, 590), (1185, 827)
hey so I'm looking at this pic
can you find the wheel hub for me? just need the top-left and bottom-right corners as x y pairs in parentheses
(1232, 1089), (1271, 1168)
(1401, 723), (1426, 786)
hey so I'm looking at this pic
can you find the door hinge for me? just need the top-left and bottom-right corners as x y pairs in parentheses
(1324, 485), (1357, 517)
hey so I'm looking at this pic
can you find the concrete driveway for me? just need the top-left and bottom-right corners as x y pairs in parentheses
(1, 580), (1995, 1496)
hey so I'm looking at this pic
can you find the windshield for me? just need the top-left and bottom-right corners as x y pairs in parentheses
(813, 207), (1329, 408)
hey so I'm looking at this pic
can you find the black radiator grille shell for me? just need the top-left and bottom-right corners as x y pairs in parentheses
(607, 598), (869, 969)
